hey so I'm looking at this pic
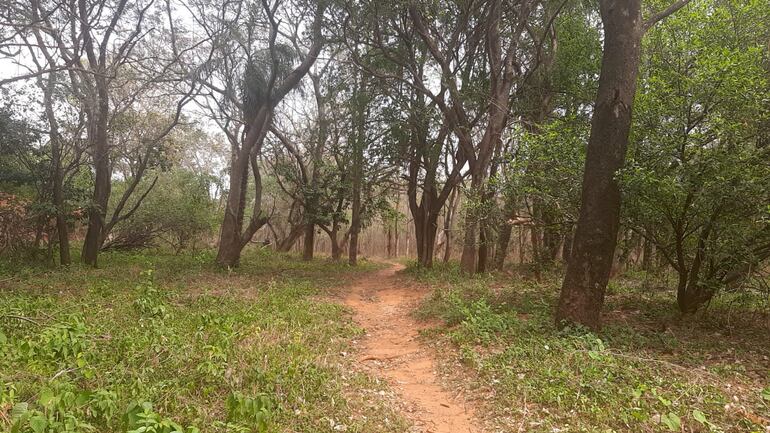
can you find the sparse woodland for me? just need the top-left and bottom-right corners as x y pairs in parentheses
(0, 0), (768, 432)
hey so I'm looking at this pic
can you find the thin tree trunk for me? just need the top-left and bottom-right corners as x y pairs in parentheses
(641, 237), (652, 271)
(562, 225), (573, 263)
(43, 73), (70, 266)
(443, 187), (458, 263)
(387, 225), (393, 258)
(349, 193), (361, 265)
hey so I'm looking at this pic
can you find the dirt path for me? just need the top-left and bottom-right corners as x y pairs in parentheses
(342, 263), (483, 433)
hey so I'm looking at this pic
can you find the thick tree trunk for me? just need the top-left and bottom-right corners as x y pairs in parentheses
(330, 226), (343, 261)
(394, 215), (399, 257)
(302, 223), (315, 261)
(494, 223), (513, 270)
(82, 97), (110, 266)
(216, 144), (253, 267)
(414, 211), (440, 267)
(556, 0), (643, 330)
(494, 191), (518, 270)
(542, 210), (560, 263)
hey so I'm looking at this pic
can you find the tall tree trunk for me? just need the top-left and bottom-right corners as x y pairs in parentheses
(542, 207), (560, 263)
(51, 148), (70, 266)
(494, 223), (513, 270)
(81, 113), (112, 266)
(217, 139), (256, 267)
(494, 191), (518, 270)
(82, 83), (110, 266)
(349, 73), (366, 267)
(43, 73), (70, 266)
(556, 0), (643, 330)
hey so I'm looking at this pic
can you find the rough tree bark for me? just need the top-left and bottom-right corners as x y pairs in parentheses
(556, 0), (691, 329)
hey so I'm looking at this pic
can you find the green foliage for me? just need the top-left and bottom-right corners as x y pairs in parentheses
(0, 250), (402, 433)
(108, 170), (217, 253)
(623, 0), (770, 310)
(413, 267), (769, 432)
(225, 392), (272, 431)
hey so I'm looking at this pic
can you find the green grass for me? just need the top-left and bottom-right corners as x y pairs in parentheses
(0, 248), (404, 433)
(410, 263), (770, 433)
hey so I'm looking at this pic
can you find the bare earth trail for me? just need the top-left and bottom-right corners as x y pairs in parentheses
(341, 262), (483, 433)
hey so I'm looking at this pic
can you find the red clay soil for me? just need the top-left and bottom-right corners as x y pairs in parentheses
(342, 263), (484, 433)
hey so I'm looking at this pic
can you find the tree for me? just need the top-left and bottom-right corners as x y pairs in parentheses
(622, 0), (770, 314)
(555, 0), (692, 330)
(1, 0), (198, 266)
(192, 0), (327, 267)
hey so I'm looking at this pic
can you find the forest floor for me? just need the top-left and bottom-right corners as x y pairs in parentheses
(1, 250), (768, 433)
(404, 262), (770, 433)
(340, 262), (483, 433)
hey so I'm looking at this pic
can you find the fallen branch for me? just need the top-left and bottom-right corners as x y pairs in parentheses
(1, 315), (41, 326)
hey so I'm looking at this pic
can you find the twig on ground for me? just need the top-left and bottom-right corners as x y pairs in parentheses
(1, 315), (41, 326)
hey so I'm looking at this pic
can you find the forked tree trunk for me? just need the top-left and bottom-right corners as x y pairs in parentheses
(330, 226), (343, 261)
(215, 3), (325, 267)
(217, 121), (269, 267)
(556, 0), (643, 330)
(414, 210), (440, 267)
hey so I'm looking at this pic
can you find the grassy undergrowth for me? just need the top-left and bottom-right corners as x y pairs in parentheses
(408, 262), (770, 433)
(0, 249), (403, 433)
